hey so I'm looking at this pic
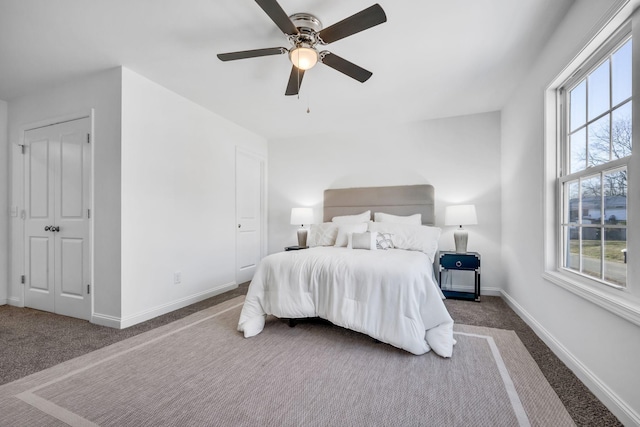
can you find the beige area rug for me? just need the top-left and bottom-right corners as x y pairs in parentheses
(0, 296), (574, 427)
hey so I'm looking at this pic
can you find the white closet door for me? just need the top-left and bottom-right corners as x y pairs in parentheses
(236, 149), (265, 284)
(24, 117), (92, 320)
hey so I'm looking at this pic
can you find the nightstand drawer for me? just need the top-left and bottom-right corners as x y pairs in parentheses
(439, 253), (480, 270)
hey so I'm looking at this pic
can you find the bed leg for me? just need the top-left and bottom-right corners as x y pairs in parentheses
(288, 319), (297, 328)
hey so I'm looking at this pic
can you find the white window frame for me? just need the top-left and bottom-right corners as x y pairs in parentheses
(559, 33), (631, 289)
(543, 5), (640, 327)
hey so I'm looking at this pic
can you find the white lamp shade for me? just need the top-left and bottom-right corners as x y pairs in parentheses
(291, 208), (314, 225)
(444, 205), (478, 226)
(289, 47), (318, 70)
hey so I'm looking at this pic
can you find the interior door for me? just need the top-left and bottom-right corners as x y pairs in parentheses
(24, 117), (92, 320)
(236, 149), (265, 284)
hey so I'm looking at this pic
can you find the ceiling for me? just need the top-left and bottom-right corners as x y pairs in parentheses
(0, 0), (574, 140)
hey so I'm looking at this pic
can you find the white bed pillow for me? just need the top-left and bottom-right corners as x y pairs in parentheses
(351, 231), (378, 250)
(373, 212), (422, 225)
(368, 222), (441, 262)
(334, 223), (368, 247)
(307, 223), (339, 247)
(332, 210), (371, 224)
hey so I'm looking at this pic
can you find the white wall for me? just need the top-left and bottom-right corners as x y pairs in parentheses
(0, 99), (7, 305)
(268, 112), (503, 291)
(119, 68), (267, 325)
(7, 68), (122, 318)
(501, 0), (640, 423)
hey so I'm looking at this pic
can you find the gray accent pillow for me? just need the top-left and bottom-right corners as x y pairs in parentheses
(352, 231), (378, 250)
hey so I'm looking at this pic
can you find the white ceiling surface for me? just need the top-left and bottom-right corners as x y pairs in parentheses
(0, 0), (573, 139)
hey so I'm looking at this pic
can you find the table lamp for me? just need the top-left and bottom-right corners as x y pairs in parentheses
(290, 207), (314, 247)
(444, 205), (478, 253)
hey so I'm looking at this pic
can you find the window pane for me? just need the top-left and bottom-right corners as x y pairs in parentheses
(581, 231), (602, 279)
(604, 169), (627, 225)
(587, 114), (610, 166)
(570, 128), (586, 173)
(567, 181), (579, 223)
(565, 226), (580, 271)
(581, 175), (601, 224)
(604, 228), (626, 287)
(612, 39), (632, 106)
(570, 81), (587, 131)
(612, 101), (632, 159)
(588, 60), (610, 120)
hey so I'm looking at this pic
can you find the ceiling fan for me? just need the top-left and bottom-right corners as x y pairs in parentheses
(217, 0), (387, 96)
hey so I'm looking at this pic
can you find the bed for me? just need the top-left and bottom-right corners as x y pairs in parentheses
(237, 185), (455, 357)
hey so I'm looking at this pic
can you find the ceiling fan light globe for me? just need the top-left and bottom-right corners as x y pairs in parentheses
(289, 47), (318, 70)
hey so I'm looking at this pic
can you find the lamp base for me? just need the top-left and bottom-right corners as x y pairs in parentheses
(297, 228), (308, 248)
(453, 228), (468, 253)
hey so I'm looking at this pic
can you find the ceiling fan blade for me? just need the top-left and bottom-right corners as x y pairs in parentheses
(217, 47), (286, 61)
(255, 0), (299, 35)
(321, 52), (372, 83)
(285, 66), (305, 96)
(318, 4), (387, 44)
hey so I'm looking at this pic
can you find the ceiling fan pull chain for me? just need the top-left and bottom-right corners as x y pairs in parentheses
(297, 61), (301, 100)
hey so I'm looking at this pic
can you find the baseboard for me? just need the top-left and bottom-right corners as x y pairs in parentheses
(0, 298), (6, 305)
(91, 312), (122, 328)
(7, 297), (24, 307)
(500, 290), (640, 426)
(92, 281), (238, 329)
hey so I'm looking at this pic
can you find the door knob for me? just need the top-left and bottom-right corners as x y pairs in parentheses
(238, 224), (241, 228)
(52, 226), (60, 232)
(44, 225), (51, 231)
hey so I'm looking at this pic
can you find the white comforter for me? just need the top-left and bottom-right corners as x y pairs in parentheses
(238, 247), (455, 357)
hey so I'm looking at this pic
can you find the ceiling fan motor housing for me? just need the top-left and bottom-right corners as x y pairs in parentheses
(289, 13), (323, 34)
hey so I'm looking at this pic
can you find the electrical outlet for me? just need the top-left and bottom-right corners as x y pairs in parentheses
(174, 271), (182, 285)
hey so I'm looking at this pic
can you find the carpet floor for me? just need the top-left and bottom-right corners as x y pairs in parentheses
(0, 284), (621, 426)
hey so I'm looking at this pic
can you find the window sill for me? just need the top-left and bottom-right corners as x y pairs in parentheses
(543, 271), (640, 327)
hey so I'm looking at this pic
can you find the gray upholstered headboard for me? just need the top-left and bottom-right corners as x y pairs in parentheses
(323, 185), (435, 225)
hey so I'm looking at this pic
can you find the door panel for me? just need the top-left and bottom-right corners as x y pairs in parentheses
(59, 238), (84, 297)
(28, 139), (50, 218)
(60, 131), (84, 218)
(237, 231), (260, 270)
(28, 237), (51, 292)
(236, 149), (264, 284)
(24, 117), (91, 320)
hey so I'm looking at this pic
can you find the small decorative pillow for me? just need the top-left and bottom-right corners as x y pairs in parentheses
(332, 210), (371, 224)
(369, 222), (441, 262)
(375, 232), (395, 250)
(351, 231), (378, 250)
(307, 223), (339, 247)
(334, 223), (368, 247)
(374, 212), (422, 225)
